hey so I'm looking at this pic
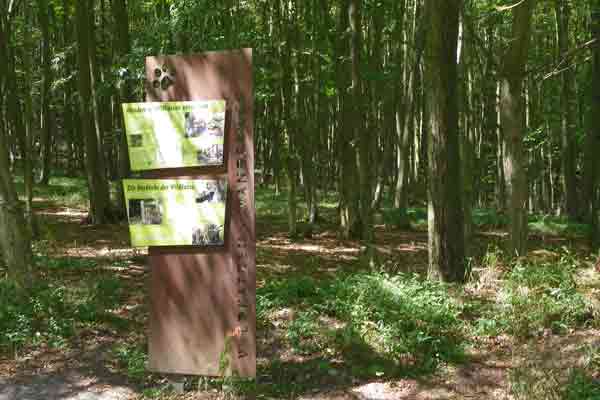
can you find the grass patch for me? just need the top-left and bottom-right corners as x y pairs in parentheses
(0, 270), (128, 354)
(327, 273), (465, 372)
(473, 248), (592, 338)
(472, 208), (508, 229)
(529, 214), (590, 237)
(0, 280), (75, 351)
(508, 344), (600, 400)
(258, 272), (465, 376)
(13, 175), (89, 208)
(563, 369), (600, 399)
(35, 254), (99, 271)
(112, 342), (148, 382)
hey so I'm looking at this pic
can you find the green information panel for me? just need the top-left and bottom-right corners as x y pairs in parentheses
(123, 179), (227, 247)
(122, 100), (226, 170)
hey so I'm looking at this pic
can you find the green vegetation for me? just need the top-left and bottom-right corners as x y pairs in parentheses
(0, 262), (127, 354)
(471, 247), (594, 338)
(1, 182), (599, 398)
(113, 343), (148, 382)
(507, 345), (600, 400)
(259, 272), (465, 374)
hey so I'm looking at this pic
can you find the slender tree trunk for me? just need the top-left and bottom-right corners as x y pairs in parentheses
(496, 81), (506, 210)
(555, 0), (578, 220)
(338, 0), (361, 238)
(112, 0), (133, 219)
(38, 0), (53, 185)
(461, 69), (475, 254)
(21, 5), (35, 236)
(393, 0), (409, 226)
(369, 2), (385, 212)
(88, 2), (111, 214)
(76, 0), (109, 224)
(281, 0), (297, 238)
(425, 0), (466, 282)
(349, 0), (373, 246)
(588, 1), (600, 245)
(500, 0), (535, 256)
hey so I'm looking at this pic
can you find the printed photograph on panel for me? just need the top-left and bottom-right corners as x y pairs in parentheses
(122, 100), (226, 170)
(123, 179), (227, 247)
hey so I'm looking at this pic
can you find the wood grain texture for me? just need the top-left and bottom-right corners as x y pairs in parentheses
(144, 49), (255, 377)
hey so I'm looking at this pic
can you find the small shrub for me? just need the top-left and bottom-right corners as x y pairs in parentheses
(113, 343), (147, 381)
(0, 280), (75, 352)
(475, 252), (591, 338)
(505, 259), (588, 335)
(508, 363), (561, 400)
(36, 255), (98, 271)
(329, 273), (464, 371)
(286, 311), (322, 354)
(258, 272), (465, 374)
(563, 369), (600, 400)
(468, 244), (506, 292)
(258, 276), (320, 310)
(93, 276), (124, 309)
(529, 214), (590, 237)
(472, 209), (507, 228)
(381, 208), (411, 229)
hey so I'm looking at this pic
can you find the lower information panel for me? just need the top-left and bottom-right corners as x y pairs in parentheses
(124, 178), (228, 247)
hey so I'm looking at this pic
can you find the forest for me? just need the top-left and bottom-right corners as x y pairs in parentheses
(0, 0), (600, 399)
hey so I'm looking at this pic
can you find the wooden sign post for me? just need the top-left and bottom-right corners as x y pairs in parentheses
(139, 49), (255, 377)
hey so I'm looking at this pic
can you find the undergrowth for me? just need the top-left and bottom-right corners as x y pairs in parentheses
(0, 272), (125, 354)
(258, 272), (465, 375)
(472, 247), (593, 338)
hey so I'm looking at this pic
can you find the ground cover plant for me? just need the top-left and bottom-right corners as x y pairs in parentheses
(1, 181), (599, 399)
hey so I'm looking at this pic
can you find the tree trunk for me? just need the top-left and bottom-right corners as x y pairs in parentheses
(0, 132), (33, 289)
(21, 4), (36, 236)
(338, 0), (361, 239)
(588, 1), (600, 246)
(38, 0), (53, 185)
(88, 2), (111, 213)
(281, 0), (297, 238)
(349, 0), (373, 246)
(0, 9), (34, 289)
(555, 0), (578, 220)
(112, 0), (133, 219)
(393, 0), (409, 227)
(76, 0), (110, 224)
(425, 0), (466, 282)
(500, 0), (535, 257)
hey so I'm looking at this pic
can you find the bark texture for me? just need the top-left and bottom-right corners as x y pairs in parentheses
(425, 0), (466, 282)
(500, 0), (536, 256)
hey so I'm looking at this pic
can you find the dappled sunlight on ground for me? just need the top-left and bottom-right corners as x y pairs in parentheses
(37, 207), (89, 219)
(1, 192), (599, 400)
(61, 247), (146, 261)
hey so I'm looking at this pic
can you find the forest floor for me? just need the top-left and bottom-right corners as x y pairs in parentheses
(0, 177), (599, 399)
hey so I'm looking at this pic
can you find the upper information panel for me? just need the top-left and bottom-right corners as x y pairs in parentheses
(122, 100), (226, 171)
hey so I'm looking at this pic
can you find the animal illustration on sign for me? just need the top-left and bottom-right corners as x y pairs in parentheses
(192, 224), (224, 246)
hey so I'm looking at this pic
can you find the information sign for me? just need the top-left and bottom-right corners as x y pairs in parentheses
(123, 178), (227, 247)
(122, 100), (226, 170)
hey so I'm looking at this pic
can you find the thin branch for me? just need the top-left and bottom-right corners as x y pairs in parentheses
(529, 38), (598, 78)
(7, 0), (20, 21)
(495, 0), (527, 12)
(543, 55), (593, 81)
